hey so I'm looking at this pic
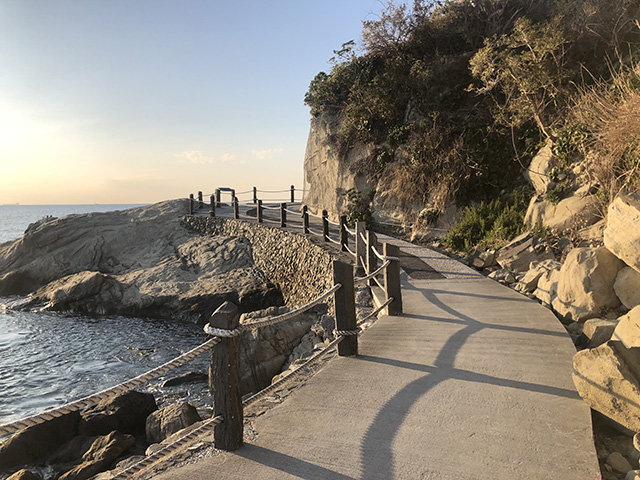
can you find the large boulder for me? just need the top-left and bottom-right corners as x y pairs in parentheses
(57, 431), (135, 480)
(524, 190), (601, 232)
(582, 318), (618, 348)
(613, 307), (640, 349)
(554, 247), (624, 321)
(496, 232), (555, 273)
(515, 259), (562, 293)
(533, 266), (561, 306)
(573, 341), (640, 431)
(605, 193), (640, 273)
(523, 141), (555, 195)
(145, 402), (202, 444)
(0, 411), (80, 470)
(79, 390), (157, 436)
(615, 267), (640, 310)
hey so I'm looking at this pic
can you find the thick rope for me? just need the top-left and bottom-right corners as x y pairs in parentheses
(335, 328), (360, 337)
(359, 231), (368, 245)
(344, 226), (356, 236)
(110, 414), (224, 479)
(326, 236), (341, 246)
(326, 218), (340, 226)
(354, 260), (391, 285)
(0, 337), (220, 437)
(344, 244), (356, 257)
(359, 297), (394, 324)
(284, 208), (301, 215)
(307, 228), (322, 237)
(203, 284), (342, 338)
(371, 245), (400, 262)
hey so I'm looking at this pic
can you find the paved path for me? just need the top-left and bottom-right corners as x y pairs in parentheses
(160, 204), (600, 479)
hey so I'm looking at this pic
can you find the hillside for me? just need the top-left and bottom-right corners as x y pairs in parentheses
(303, 0), (640, 252)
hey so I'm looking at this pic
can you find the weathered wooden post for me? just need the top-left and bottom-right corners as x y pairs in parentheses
(355, 222), (367, 271)
(322, 210), (329, 242)
(339, 216), (348, 252)
(215, 189), (221, 207)
(189, 194), (194, 215)
(208, 301), (243, 450)
(280, 202), (286, 228)
(257, 199), (263, 223)
(210, 195), (216, 217)
(253, 187), (257, 204)
(366, 230), (378, 287)
(233, 196), (239, 219)
(383, 243), (403, 315)
(290, 185), (295, 203)
(198, 191), (203, 208)
(302, 205), (309, 234)
(333, 261), (357, 356)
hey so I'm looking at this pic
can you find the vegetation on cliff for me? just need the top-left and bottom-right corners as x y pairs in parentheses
(305, 0), (640, 250)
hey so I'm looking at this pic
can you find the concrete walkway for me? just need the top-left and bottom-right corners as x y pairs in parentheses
(153, 226), (600, 479)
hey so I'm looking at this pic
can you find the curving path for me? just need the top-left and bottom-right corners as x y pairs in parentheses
(155, 204), (600, 479)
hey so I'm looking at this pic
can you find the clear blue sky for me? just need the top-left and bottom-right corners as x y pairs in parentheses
(0, 0), (386, 204)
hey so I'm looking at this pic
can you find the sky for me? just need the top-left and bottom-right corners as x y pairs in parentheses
(0, 0), (386, 205)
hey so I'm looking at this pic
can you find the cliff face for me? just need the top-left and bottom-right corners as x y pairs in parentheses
(302, 112), (375, 217)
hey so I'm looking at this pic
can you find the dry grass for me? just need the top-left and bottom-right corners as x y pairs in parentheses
(571, 63), (640, 203)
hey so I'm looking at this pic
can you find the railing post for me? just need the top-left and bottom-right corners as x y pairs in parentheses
(230, 189), (235, 203)
(215, 189), (221, 207)
(233, 196), (239, 219)
(198, 191), (203, 208)
(366, 230), (378, 287)
(210, 195), (216, 217)
(189, 194), (195, 215)
(339, 216), (348, 252)
(332, 261), (357, 357)
(208, 301), (243, 451)
(322, 210), (329, 242)
(290, 185), (295, 203)
(280, 202), (286, 228)
(383, 243), (403, 315)
(257, 199), (263, 223)
(355, 222), (366, 270)
(253, 187), (257, 204)
(302, 205), (309, 234)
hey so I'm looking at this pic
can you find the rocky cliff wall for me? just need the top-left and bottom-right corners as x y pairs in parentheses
(182, 216), (336, 310)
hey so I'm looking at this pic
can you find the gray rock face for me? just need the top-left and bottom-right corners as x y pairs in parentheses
(0, 200), (282, 323)
(145, 402), (202, 444)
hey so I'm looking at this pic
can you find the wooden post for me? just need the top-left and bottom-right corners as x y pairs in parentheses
(198, 191), (203, 208)
(280, 202), (286, 228)
(339, 216), (348, 252)
(210, 195), (216, 217)
(290, 185), (295, 203)
(366, 230), (378, 287)
(233, 196), (239, 219)
(355, 222), (366, 271)
(302, 205), (309, 234)
(208, 301), (243, 451)
(383, 243), (403, 315)
(322, 210), (329, 242)
(215, 189), (221, 207)
(253, 187), (257, 204)
(333, 261), (357, 357)
(257, 199), (263, 223)
(189, 194), (194, 215)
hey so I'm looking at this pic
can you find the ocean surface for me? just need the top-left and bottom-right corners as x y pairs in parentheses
(0, 205), (210, 428)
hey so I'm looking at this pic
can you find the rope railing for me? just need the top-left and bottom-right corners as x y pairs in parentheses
(344, 244), (356, 257)
(111, 414), (224, 480)
(354, 259), (391, 285)
(326, 236), (342, 246)
(307, 227), (323, 237)
(0, 337), (220, 437)
(345, 225), (356, 236)
(326, 218), (340, 227)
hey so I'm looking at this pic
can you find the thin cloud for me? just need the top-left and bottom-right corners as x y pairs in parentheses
(252, 148), (283, 160)
(176, 151), (239, 164)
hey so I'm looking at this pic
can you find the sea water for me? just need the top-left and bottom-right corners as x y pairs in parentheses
(0, 205), (210, 426)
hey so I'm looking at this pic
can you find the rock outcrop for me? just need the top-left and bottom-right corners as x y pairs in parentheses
(605, 193), (640, 273)
(145, 402), (202, 444)
(496, 231), (555, 273)
(0, 200), (282, 323)
(79, 391), (157, 437)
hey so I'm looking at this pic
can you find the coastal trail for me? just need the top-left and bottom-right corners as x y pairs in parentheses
(154, 201), (600, 479)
